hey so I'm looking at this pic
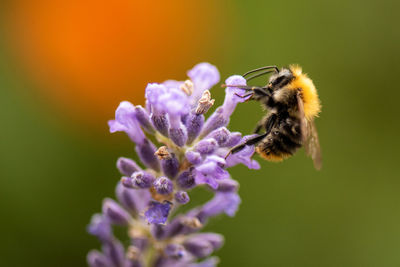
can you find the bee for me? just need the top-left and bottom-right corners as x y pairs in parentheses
(225, 65), (322, 170)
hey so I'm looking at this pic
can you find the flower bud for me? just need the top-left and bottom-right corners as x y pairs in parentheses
(200, 107), (229, 138)
(135, 139), (160, 171)
(165, 244), (185, 259)
(155, 147), (180, 178)
(116, 157), (141, 176)
(103, 239), (125, 267)
(87, 250), (111, 267)
(201, 192), (241, 218)
(151, 113), (169, 137)
(185, 151), (202, 165)
(215, 179), (239, 192)
(195, 233), (224, 250)
(177, 169), (196, 189)
(185, 113), (204, 144)
(87, 214), (112, 242)
(102, 198), (132, 226)
(116, 182), (151, 214)
(183, 238), (213, 258)
(184, 233), (223, 258)
(194, 138), (218, 155)
(134, 105), (155, 134)
(131, 171), (155, 189)
(207, 127), (230, 146)
(175, 191), (190, 204)
(154, 177), (173, 195)
(169, 126), (187, 147)
(224, 132), (242, 147)
(144, 201), (172, 225)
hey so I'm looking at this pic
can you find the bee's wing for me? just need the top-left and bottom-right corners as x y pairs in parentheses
(296, 92), (308, 143)
(305, 119), (322, 170)
(297, 92), (322, 170)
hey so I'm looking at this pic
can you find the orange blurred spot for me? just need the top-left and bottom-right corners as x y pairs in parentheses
(5, 0), (223, 127)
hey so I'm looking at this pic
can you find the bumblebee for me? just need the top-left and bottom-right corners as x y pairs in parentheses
(226, 65), (322, 170)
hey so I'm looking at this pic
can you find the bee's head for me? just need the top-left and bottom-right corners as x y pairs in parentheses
(267, 68), (294, 90)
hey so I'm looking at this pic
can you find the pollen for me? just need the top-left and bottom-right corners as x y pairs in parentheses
(180, 79), (194, 95)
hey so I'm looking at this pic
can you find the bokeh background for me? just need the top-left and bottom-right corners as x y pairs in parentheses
(1, 0), (400, 266)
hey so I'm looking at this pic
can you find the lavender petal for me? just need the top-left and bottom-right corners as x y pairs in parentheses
(177, 169), (196, 189)
(154, 177), (174, 195)
(151, 113), (169, 137)
(145, 201), (172, 225)
(135, 139), (160, 171)
(116, 157), (142, 176)
(87, 214), (112, 242)
(130, 171), (155, 189)
(115, 182), (150, 215)
(160, 153), (180, 179)
(185, 113), (204, 144)
(175, 191), (190, 204)
(87, 250), (112, 267)
(102, 198), (132, 226)
(135, 105), (155, 134)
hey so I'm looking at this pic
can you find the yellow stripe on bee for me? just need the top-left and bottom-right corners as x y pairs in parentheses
(256, 147), (290, 162)
(288, 65), (321, 120)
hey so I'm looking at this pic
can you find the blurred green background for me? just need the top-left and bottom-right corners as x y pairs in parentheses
(1, 0), (400, 266)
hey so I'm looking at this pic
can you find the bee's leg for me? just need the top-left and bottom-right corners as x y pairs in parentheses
(234, 92), (253, 99)
(221, 84), (269, 94)
(254, 113), (278, 134)
(264, 113), (278, 133)
(225, 133), (268, 159)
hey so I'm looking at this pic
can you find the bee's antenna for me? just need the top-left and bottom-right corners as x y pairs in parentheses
(246, 70), (275, 82)
(221, 84), (247, 88)
(242, 65), (279, 77)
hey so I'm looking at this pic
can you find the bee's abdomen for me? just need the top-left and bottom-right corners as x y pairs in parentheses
(256, 116), (303, 162)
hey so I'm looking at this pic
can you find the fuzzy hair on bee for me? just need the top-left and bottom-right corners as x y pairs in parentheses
(224, 65), (322, 170)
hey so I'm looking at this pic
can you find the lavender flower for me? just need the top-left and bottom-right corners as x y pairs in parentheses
(88, 63), (260, 267)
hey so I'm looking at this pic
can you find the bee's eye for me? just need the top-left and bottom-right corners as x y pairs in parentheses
(273, 76), (285, 85)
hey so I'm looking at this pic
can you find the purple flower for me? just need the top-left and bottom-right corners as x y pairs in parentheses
(177, 169), (196, 189)
(164, 243), (185, 259)
(225, 135), (261, 169)
(187, 62), (220, 107)
(154, 177), (174, 195)
(115, 182), (150, 215)
(87, 250), (111, 267)
(102, 198), (132, 226)
(87, 214), (112, 242)
(89, 63), (261, 267)
(129, 171), (156, 189)
(103, 239), (126, 267)
(200, 75), (248, 137)
(116, 157), (142, 177)
(194, 156), (229, 189)
(145, 201), (173, 225)
(201, 192), (241, 218)
(185, 151), (202, 165)
(108, 101), (146, 144)
(175, 191), (190, 204)
(184, 233), (224, 258)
